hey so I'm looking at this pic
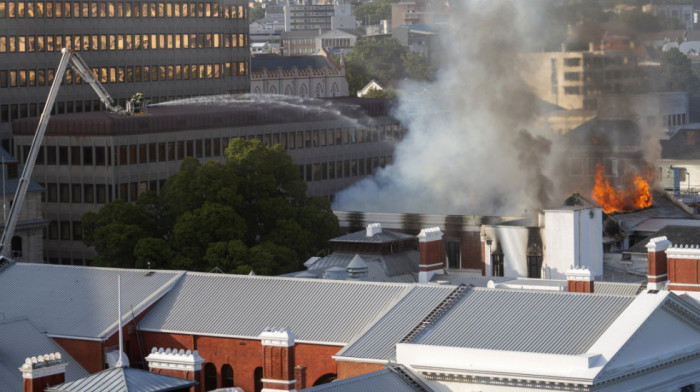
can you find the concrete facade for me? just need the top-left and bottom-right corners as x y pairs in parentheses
(12, 98), (401, 264)
(0, 0), (250, 150)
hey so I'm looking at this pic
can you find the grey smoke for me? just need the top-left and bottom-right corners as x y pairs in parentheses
(333, 0), (560, 215)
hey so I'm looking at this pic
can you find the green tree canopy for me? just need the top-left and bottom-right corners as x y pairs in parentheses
(344, 38), (433, 95)
(82, 139), (339, 274)
(353, 0), (393, 26)
(250, 5), (265, 22)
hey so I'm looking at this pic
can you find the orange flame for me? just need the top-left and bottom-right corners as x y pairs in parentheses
(591, 163), (652, 213)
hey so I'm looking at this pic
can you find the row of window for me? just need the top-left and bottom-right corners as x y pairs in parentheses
(490, 254), (543, 279)
(0, 33), (247, 53)
(0, 61), (248, 89)
(299, 156), (392, 182)
(0, 1), (247, 19)
(43, 182), (112, 204)
(17, 126), (402, 167)
(46, 219), (82, 241)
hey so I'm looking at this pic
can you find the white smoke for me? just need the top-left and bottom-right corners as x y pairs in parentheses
(333, 0), (559, 215)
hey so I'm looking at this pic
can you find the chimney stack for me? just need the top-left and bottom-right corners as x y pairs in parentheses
(260, 327), (296, 392)
(566, 267), (594, 293)
(19, 353), (66, 392)
(146, 348), (205, 392)
(418, 227), (445, 283)
(665, 243), (700, 292)
(366, 223), (382, 237)
(645, 236), (671, 290)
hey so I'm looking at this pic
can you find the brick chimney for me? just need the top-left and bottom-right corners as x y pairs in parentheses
(418, 227), (445, 283)
(19, 353), (66, 392)
(294, 366), (306, 390)
(146, 347), (204, 392)
(566, 267), (594, 293)
(259, 327), (296, 392)
(665, 243), (700, 292)
(645, 236), (671, 290)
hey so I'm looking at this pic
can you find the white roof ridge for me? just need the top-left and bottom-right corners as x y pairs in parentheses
(588, 290), (669, 381)
(12, 262), (187, 274)
(97, 271), (187, 338)
(183, 270), (426, 288)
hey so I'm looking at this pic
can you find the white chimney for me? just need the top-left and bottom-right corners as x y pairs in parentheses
(366, 223), (382, 237)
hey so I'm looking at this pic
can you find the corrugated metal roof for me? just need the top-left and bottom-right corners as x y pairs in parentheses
(417, 288), (635, 355)
(594, 282), (643, 296)
(139, 274), (417, 344)
(336, 285), (455, 360)
(292, 251), (419, 283)
(46, 366), (197, 392)
(301, 367), (431, 392)
(331, 230), (415, 244)
(0, 263), (184, 339)
(0, 318), (89, 392)
(431, 273), (511, 287)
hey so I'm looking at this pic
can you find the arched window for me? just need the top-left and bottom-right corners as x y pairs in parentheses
(331, 83), (338, 97)
(204, 362), (217, 391)
(313, 373), (337, 386)
(269, 85), (277, 94)
(285, 85), (293, 95)
(299, 84), (307, 98)
(315, 83), (323, 98)
(253, 86), (261, 94)
(254, 367), (263, 392)
(11, 236), (22, 258)
(221, 364), (234, 388)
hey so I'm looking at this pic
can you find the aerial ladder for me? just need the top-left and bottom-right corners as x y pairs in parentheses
(0, 48), (144, 259)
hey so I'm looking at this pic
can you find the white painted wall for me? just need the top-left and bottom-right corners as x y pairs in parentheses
(544, 207), (603, 279)
(482, 225), (528, 278)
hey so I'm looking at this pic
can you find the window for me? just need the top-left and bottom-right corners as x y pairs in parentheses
(11, 236), (22, 258)
(564, 86), (580, 95)
(221, 364), (233, 388)
(492, 253), (504, 277)
(447, 240), (460, 269)
(72, 183), (81, 203)
(60, 221), (71, 240)
(83, 146), (93, 165)
(84, 184), (94, 203)
(527, 255), (542, 278)
(58, 146), (68, 165)
(204, 363), (217, 391)
(48, 221), (58, 239)
(60, 183), (69, 202)
(564, 58), (581, 67)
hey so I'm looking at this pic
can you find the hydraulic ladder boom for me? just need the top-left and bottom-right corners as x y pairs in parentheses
(0, 48), (129, 259)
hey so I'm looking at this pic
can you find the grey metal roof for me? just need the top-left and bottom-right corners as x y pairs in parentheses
(0, 318), (89, 392)
(297, 251), (419, 283)
(47, 366), (197, 392)
(417, 288), (635, 355)
(331, 229), (415, 244)
(661, 128), (700, 159)
(594, 282), (643, 296)
(0, 263), (184, 339)
(336, 285), (455, 361)
(301, 366), (432, 392)
(607, 193), (692, 233)
(347, 254), (367, 269)
(625, 225), (700, 254)
(139, 273), (417, 344)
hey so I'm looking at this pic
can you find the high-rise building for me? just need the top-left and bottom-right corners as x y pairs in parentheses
(283, 1), (354, 32)
(0, 0), (251, 150)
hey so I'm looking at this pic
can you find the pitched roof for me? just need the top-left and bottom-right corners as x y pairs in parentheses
(624, 225), (700, 254)
(0, 263), (184, 339)
(331, 229), (415, 244)
(335, 285), (455, 361)
(562, 119), (641, 147)
(416, 288), (635, 355)
(298, 251), (419, 283)
(661, 128), (700, 159)
(0, 318), (89, 392)
(138, 273), (440, 344)
(251, 55), (337, 73)
(301, 366), (433, 392)
(606, 192), (693, 233)
(46, 366), (197, 392)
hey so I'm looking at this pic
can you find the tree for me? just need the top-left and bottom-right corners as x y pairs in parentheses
(250, 5), (265, 22)
(659, 48), (700, 94)
(344, 38), (433, 95)
(354, 0), (393, 26)
(82, 140), (340, 274)
(363, 86), (397, 99)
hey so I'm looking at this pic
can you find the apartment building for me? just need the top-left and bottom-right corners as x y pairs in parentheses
(283, 1), (354, 32)
(519, 45), (638, 110)
(11, 97), (402, 265)
(0, 0), (250, 150)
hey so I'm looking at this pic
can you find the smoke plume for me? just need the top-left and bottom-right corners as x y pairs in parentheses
(333, 0), (561, 215)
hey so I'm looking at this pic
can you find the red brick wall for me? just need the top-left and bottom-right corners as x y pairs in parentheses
(419, 239), (445, 269)
(141, 332), (343, 392)
(52, 337), (103, 374)
(337, 361), (384, 379)
(24, 372), (65, 392)
(668, 258), (700, 285)
(567, 280), (594, 293)
(461, 232), (484, 274)
(648, 251), (668, 278)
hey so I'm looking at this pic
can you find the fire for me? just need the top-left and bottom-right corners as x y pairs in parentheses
(591, 163), (652, 213)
